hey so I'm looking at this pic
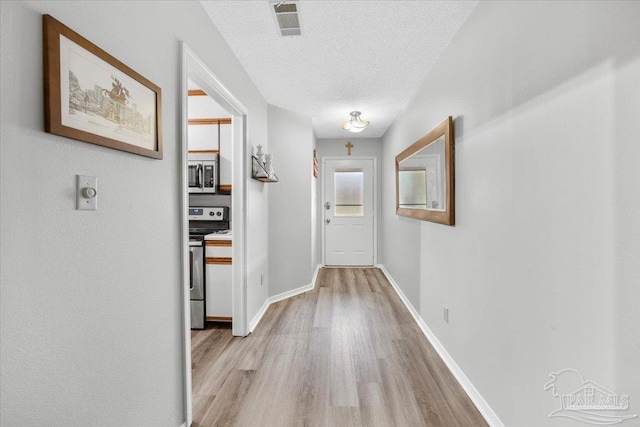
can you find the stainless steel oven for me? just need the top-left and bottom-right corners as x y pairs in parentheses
(189, 240), (205, 329)
(188, 153), (217, 193)
(188, 206), (230, 330)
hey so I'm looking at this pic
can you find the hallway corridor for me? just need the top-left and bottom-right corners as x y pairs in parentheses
(191, 268), (487, 426)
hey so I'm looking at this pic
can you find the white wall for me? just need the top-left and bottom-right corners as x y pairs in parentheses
(316, 138), (383, 265)
(0, 1), (268, 425)
(267, 105), (316, 296)
(381, 1), (640, 425)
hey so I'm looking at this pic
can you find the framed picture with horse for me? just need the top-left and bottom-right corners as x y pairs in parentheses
(43, 15), (162, 159)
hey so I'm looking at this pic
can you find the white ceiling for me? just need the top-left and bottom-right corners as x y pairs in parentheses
(200, 1), (478, 139)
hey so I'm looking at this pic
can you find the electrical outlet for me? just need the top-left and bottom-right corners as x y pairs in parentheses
(443, 306), (449, 323)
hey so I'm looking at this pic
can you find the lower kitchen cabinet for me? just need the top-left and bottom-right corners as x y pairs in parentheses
(205, 238), (232, 320)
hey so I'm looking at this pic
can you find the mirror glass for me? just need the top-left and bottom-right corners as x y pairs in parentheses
(398, 136), (445, 212)
(395, 117), (454, 225)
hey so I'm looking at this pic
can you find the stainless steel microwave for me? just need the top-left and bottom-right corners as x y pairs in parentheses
(188, 153), (217, 193)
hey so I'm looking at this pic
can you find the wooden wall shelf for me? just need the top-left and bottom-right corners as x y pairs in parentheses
(253, 176), (279, 183)
(251, 156), (279, 183)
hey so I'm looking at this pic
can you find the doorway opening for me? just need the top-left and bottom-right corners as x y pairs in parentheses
(322, 157), (377, 266)
(180, 42), (249, 426)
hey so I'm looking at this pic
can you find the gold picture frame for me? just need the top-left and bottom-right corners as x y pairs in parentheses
(396, 116), (455, 225)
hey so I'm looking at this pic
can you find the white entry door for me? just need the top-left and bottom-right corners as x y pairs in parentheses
(324, 158), (375, 266)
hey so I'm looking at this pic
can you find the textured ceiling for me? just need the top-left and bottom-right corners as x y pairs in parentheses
(200, 1), (478, 139)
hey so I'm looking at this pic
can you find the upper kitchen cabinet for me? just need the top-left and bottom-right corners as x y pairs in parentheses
(187, 91), (226, 153)
(188, 89), (233, 193)
(188, 118), (219, 152)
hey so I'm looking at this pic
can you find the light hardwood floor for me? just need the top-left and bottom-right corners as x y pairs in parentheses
(191, 267), (488, 426)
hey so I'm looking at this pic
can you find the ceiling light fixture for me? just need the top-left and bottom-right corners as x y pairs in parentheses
(342, 111), (370, 133)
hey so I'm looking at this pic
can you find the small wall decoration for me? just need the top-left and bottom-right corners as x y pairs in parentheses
(345, 141), (354, 156)
(313, 149), (318, 178)
(264, 153), (274, 179)
(254, 145), (267, 177)
(43, 15), (163, 159)
(251, 146), (279, 183)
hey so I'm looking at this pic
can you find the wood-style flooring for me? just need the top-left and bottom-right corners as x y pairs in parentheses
(191, 267), (487, 426)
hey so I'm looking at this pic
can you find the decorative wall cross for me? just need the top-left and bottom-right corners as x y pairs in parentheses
(345, 141), (354, 156)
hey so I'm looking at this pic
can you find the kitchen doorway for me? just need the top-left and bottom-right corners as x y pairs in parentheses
(322, 157), (377, 266)
(180, 42), (249, 426)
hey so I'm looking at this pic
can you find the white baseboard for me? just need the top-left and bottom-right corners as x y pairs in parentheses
(249, 264), (322, 332)
(377, 264), (504, 427)
(249, 298), (271, 332)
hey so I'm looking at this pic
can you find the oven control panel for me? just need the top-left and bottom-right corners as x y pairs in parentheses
(189, 207), (227, 221)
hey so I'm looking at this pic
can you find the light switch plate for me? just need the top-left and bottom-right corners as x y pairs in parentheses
(76, 175), (97, 211)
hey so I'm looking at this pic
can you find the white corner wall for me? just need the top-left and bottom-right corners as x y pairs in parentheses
(0, 1), (269, 425)
(382, 1), (640, 425)
(267, 105), (316, 296)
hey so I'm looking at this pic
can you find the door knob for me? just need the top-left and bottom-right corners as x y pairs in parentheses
(325, 218), (331, 224)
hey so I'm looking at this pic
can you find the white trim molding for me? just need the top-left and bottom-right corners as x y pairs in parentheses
(250, 264), (323, 332)
(181, 41), (251, 427)
(377, 264), (505, 427)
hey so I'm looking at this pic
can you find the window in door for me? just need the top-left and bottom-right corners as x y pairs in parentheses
(334, 169), (364, 217)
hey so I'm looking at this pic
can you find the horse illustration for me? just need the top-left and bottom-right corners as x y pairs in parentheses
(102, 75), (131, 105)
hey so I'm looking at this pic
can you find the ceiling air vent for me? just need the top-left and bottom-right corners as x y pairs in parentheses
(272, 1), (301, 37)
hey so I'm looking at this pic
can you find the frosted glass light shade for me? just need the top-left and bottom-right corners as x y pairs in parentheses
(342, 111), (370, 133)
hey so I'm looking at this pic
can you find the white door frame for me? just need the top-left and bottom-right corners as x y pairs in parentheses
(321, 156), (377, 266)
(180, 42), (250, 426)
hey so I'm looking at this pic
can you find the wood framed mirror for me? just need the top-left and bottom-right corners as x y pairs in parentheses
(395, 116), (454, 225)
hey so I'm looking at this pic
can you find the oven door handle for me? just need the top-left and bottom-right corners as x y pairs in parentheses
(189, 250), (194, 291)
